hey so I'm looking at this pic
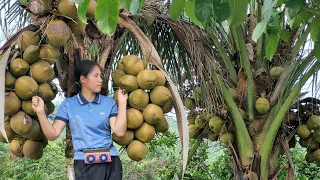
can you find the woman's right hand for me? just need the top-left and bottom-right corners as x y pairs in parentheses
(32, 96), (45, 114)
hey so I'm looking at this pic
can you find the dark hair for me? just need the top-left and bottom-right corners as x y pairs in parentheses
(70, 60), (99, 96)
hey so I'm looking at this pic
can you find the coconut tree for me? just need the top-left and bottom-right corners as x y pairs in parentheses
(1, 0), (320, 179)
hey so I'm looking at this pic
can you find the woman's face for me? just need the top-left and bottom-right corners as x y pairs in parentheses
(80, 65), (103, 93)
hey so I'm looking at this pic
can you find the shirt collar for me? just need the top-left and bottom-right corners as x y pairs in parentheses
(77, 93), (101, 105)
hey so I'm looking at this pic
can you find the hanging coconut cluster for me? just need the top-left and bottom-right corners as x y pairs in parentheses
(1, 26), (61, 159)
(111, 55), (173, 162)
(185, 95), (234, 146)
(286, 101), (320, 166)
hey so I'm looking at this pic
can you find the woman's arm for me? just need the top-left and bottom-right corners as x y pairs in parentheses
(110, 88), (128, 137)
(32, 96), (66, 141)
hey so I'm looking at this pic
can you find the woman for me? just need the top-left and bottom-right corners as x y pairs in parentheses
(32, 60), (127, 180)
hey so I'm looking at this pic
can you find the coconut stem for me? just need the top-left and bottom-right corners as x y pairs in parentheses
(213, 72), (254, 168)
(260, 61), (320, 180)
(234, 26), (255, 121)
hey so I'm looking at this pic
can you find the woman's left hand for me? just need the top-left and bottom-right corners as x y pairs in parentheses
(117, 88), (128, 104)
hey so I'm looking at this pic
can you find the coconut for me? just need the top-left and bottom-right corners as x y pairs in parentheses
(15, 76), (38, 100)
(68, 17), (87, 37)
(195, 114), (206, 128)
(86, 0), (97, 18)
(111, 69), (126, 87)
(119, 75), (139, 93)
(128, 89), (149, 110)
(137, 69), (158, 90)
(187, 111), (198, 124)
(27, 0), (51, 16)
(37, 82), (55, 101)
(23, 119), (40, 140)
(206, 130), (218, 141)
(127, 108), (144, 129)
(46, 101), (55, 115)
(209, 116), (223, 133)
(5, 71), (16, 90)
(189, 124), (200, 139)
(29, 60), (52, 83)
(22, 100), (36, 116)
(23, 140), (43, 160)
(154, 70), (166, 86)
(33, 129), (46, 141)
(10, 58), (30, 77)
(39, 44), (61, 64)
(16, 31), (40, 51)
(305, 151), (315, 163)
(127, 140), (147, 162)
(5, 92), (21, 116)
(154, 117), (169, 133)
(297, 124), (311, 139)
(46, 19), (71, 46)
(120, 55), (145, 75)
(23, 45), (40, 64)
(112, 130), (134, 146)
(307, 115), (320, 130)
(299, 137), (319, 151)
(270, 66), (284, 79)
(220, 132), (234, 146)
(194, 86), (203, 98)
(313, 149), (320, 163)
(49, 83), (58, 95)
(161, 99), (173, 113)
(143, 104), (165, 125)
(10, 139), (24, 157)
(184, 97), (196, 110)
(58, 0), (78, 19)
(10, 111), (33, 135)
(238, 108), (248, 119)
(117, 59), (123, 70)
(134, 122), (155, 143)
(255, 97), (270, 115)
(0, 121), (17, 143)
(150, 86), (172, 106)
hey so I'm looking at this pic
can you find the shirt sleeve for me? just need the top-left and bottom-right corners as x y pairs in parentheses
(54, 100), (69, 123)
(109, 100), (118, 118)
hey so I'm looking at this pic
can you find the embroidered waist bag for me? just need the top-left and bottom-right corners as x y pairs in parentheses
(81, 145), (113, 164)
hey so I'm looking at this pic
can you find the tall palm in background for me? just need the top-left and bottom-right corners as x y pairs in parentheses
(1, 0), (320, 179)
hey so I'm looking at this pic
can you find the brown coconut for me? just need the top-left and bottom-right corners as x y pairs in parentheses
(119, 75), (139, 93)
(5, 70), (16, 90)
(154, 117), (169, 133)
(134, 122), (155, 143)
(29, 60), (52, 83)
(111, 69), (126, 88)
(150, 86), (172, 106)
(23, 119), (41, 140)
(23, 140), (43, 160)
(5, 92), (21, 116)
(0, 121), (17, 143)
(23, 45), (40, 64)
(127, 140), (147, 162)
(15, 76), (39, 100)
(22, 100), (36, 116)
(143, 104), (165, 125)
(39, 44), (61, 64)
(154, 70), (166, 86)
(46, 19), (71, 46)
(137, 69), (158, 90)
(10, 111), (33, 135)
(16, 31), (40, 51)
(10, 58), (30, 77)
(37, 82), (55, 101)
(112, 130), (134, 146)
(127, 108), (144, 129)
(120, 55), (145, 76)
(58, 0), (78, 19)
(10, 139), (24, 157)
(128, 89), (149, 110)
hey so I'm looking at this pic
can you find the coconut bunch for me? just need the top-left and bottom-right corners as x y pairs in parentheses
(1, 30), (59, 160)
(111, 55), (173, 162)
